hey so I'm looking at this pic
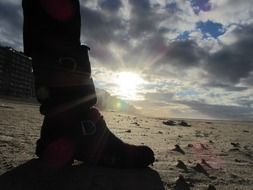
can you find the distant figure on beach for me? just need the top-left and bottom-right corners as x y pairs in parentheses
(22, 0), (154, 169)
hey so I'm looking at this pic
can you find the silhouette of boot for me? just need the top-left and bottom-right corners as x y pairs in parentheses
(74, 107), (155, 168)
(36, 107), (155, 169)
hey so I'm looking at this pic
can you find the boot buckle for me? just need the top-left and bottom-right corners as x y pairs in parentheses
(58, 57), (77, 72)
(80, 120), (96, 136)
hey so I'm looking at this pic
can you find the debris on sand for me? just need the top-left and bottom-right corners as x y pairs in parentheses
(234, 158), (247, 163)
(193, 163), (209, 176)
(179, 121), (191, 127)
(176, 160), (188, 172)
(163, 120), (176, 126)
(163, 120), (191, 127)
(187, 144), (194, 148)
(200, 143), (208, 150)
(229, 148), (240, 152)
(0, 104), (14, 109)
(201, 159), (213, 168)
(125, 129), (131, 133)
(172, 145), (185, 155)
(131, 122), (140, 126)
(244, 145), (249, 150)
(231, 142), (240, 148)
(207, 184), (216, 190)
(174, 175), (191, 190)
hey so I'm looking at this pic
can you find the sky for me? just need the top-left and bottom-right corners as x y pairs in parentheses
(0, 0), (253, 120)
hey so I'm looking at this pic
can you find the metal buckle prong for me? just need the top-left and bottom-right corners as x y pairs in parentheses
(59, 57), (77, 72)
(80, 120), (96, 136)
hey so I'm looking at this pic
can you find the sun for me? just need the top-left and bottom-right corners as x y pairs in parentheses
(115, 72), (144, 100)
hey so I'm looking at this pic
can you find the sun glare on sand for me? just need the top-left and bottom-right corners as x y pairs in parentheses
(114, 72), (144, 100)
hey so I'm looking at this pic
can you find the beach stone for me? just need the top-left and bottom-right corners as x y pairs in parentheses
(179, 121), (191, 127)
(176, 160), (188, 172)
(163, 120), (176, 126)
(201, 159), (212, 168)
(193, 163), (209, 176)
(172, 145), (185, 155)
(231, 142), (240, 148)
(207, 184), (216, 190)
(174, 175), (191, 190)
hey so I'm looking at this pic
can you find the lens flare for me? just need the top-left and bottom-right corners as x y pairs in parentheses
(114, 72), (144, 100)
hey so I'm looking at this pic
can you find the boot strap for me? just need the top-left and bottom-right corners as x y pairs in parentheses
(80, 120), (97, 136)
(33, 45), (91, 75)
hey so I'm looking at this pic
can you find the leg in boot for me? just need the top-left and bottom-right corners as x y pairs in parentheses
(23, 0), (155, 169)
(22, 0), (86, 169)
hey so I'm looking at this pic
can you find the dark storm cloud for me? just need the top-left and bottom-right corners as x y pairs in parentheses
(123, 35), (207, 75)
(98, 0), (122, 12)
(165, 2), (181, 14)
(180, 101), (253, 120)
(201, 25), (253, 86)
(80, 5), (124, 43)
(95, 1), (199, 72)
(128, 0), (157, 37)
(0, 1), (23, 49)
(203, 24), (253, 86)
(145, 23), (253, 89)
(162, 40), (207, 67)
(121, 32), (207, 72)
(1, 0), (252, 92)
(80, 4), (125, 67)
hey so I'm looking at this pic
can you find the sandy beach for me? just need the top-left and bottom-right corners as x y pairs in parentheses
(0, 99), (252, 190)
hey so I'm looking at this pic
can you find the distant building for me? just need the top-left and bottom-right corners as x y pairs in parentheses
(0, 46), (35, 98)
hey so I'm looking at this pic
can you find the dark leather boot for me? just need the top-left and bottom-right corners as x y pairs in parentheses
(74, 107), (155, 168)
(36, 107), (155, 169)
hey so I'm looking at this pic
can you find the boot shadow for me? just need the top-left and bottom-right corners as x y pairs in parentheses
(0, 159), (165, 190)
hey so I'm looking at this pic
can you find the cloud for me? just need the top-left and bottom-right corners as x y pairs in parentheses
(146, 23), (253, 89)
(179, 101), (253, 120)
(204, 81), (248, 92)
(98, 0), (122, 12)
(198, 0), (253, 26)
(241, 73), (253, 87)
(204, 24), (253, 85)
(144, 92), (174, 103)
(0, 1), (23, 49)
(128, 0), (157, 38)
(80, 4), (127, 68)
(80, 5), (124, 44)
(160, 40), (207, 68)
(190, 0), (212, 14)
